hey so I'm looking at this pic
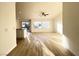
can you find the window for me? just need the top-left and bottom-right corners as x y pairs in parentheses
(33, 21), (50, 29)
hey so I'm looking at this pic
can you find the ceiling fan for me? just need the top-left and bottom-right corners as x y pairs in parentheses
(41, 12), (49, 16)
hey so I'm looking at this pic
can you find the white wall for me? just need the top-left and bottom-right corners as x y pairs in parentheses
(0, 3), (16, 55)
(16, 2), (62, 33)
(63, 2), (79, 55)
(54, 13), (63, 34)
(16, 2), (62, 20)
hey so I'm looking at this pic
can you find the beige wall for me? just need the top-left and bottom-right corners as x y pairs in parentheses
(0, 3), (16, 55)
(16, 20), (21, 29)
(16, 2), (62, 32)
(63, 3), (79, 55)
(54, 13), (63, 34)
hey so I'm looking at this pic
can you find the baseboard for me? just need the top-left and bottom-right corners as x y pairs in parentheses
(68, 49), (76, 56)
(5, 43), (17, 56)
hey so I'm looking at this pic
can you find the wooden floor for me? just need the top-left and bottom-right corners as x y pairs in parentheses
(7, 33), (75, 56)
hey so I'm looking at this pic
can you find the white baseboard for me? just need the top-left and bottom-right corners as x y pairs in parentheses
(5, 43), (17, 56)
(69, 49), (76, 56)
